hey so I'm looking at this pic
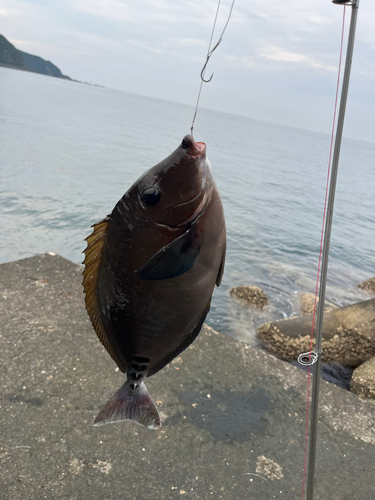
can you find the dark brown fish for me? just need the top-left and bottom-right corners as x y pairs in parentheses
(83, 134), (226, 429)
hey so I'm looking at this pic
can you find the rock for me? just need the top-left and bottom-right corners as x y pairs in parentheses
(359, 277), (375, 294)
(257, 298), (375, 366)
(230, 285), (268, 309)
(351, 357), (375, 400)
(298, 292), (337, 316)
(255, 455), (283, 481)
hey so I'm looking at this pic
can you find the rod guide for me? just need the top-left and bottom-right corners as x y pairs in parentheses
(332, 0), (359, 7)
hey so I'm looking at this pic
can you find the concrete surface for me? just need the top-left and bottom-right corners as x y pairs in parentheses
(1, 254), (374, 500)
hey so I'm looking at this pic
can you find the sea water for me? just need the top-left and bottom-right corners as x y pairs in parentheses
(1, 67), (374, 354)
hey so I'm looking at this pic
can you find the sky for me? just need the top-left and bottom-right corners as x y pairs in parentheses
(1, 0), (375, 143)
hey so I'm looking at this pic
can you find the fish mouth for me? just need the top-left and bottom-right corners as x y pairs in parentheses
(155, 136), (209, 230)
(181, 134), (206, 158)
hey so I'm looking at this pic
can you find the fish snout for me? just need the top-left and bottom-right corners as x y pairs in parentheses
(181, 134), (206, 158)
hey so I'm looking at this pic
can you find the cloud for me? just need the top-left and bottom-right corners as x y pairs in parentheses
(259, 46), (337, 72)
(66, 0), (217, 26)
(127, 40), (164, 54)
(10, 38), (67, 56)
(223, 45), (337, 74)
(223, 54), (255, 69)
(66, 0), (133, 21)
(177, 38), (207, 47)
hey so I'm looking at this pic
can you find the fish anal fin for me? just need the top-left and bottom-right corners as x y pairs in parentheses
(94, 380), (161, 429)
(82, 216), (126, 372)
(147, 301), (211, 377)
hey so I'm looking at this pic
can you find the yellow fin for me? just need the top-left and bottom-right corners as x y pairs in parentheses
(82, 216), (126, 372)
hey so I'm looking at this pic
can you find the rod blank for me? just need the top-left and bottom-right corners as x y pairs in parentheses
(305, 2), (359, 499)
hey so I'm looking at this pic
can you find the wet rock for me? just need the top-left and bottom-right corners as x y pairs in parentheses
(351, 357), (375, 400)
(298, 292), (337, 316)
(358, 277), (375, 294)
(257, 298), (375, 366)
(230, 285), (268, 309)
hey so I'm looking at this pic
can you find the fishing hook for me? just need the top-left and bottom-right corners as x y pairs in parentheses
(200, 39), (222, 83)
(201, 58), (213, 83)
(191, 0), (236, 135)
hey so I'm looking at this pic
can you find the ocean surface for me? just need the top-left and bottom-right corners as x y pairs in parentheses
(1, 66), (374, 352)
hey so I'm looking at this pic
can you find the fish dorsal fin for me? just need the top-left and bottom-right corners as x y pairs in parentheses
(83, 216), (126, 372)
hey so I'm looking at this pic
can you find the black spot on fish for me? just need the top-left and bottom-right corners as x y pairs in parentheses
(131, 364), (148, 372)
(132, 356), (150, 364)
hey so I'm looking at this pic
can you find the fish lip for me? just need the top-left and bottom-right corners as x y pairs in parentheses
(187, 141), (206, 158)
(181, 134), (206, 158)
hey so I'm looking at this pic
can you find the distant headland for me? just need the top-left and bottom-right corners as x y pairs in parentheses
(0, 34), (71, 80)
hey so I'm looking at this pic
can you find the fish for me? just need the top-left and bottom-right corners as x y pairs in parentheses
(82, 134), (226, 429)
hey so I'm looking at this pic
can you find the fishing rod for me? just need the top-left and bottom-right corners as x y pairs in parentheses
(190, 1), (360, 497)
(298, 1), (360, 499)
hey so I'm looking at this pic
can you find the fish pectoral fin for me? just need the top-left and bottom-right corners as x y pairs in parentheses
(147, 300), (211, 377)
(94, 380), (161, 429)
(139, 228), (200, 281)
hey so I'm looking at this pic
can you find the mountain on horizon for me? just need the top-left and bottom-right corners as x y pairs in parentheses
(0, 34), (71, 80)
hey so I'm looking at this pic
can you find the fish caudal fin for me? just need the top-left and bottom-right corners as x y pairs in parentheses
(94, 380), (161, 429)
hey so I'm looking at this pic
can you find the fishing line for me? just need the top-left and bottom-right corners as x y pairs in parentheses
(301, 6), (347, 499)
(190, 0), (236, 136)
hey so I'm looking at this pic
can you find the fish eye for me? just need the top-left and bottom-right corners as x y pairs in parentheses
(142, 187), (160, 206)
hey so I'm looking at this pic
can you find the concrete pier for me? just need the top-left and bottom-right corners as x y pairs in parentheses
(1, 254), (374, 500)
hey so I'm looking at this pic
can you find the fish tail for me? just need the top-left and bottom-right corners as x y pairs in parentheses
(94, 380), (161, 429)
